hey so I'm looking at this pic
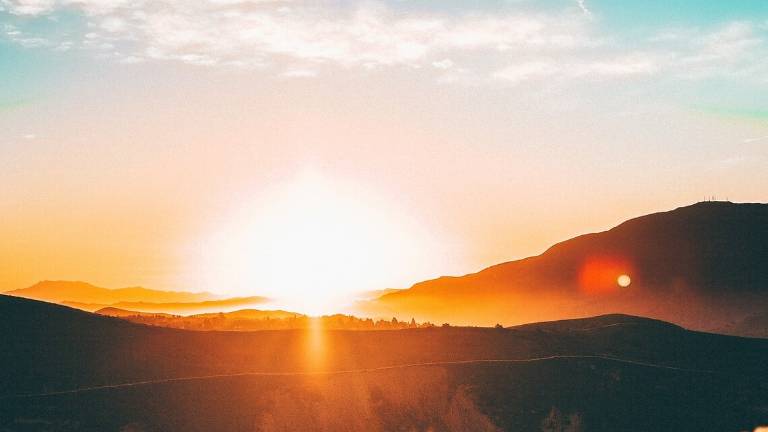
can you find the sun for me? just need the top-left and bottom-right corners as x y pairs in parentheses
(197, 172), (434, 315)
(617, 274), (631, 288)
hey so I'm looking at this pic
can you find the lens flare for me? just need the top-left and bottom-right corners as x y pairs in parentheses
(617, 274), (631, 288)
(578, 255), (634, 295)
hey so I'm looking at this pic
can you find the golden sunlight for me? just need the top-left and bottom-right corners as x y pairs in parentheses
(304, 317), (327, 371)
(198, 172), (434, 315)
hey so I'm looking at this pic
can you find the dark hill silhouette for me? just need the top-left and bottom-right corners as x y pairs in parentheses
(366, 202), (768, 329)
(2, 295), (767, 431)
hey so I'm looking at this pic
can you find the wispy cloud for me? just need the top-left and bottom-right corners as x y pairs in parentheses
(2, 22), (50, 47)
(575, 0), (592, 18)
(743, 135), (768, 143)
(1, 0), (767, 86)
(280, 68), (317, 78)
(2, 0), (56, 16)
(492, 53), (660, 84)
(0, 0), (596, 75)
(2, 1), (592, 67)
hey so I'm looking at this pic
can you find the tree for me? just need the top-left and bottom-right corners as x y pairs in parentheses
(541, 407), (582, 432)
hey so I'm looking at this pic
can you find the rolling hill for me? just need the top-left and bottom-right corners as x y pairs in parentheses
(1, 295), (767, 431)
(364, 202), (768, 329)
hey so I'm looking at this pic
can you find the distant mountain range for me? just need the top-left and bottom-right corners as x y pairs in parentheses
(362, 202), (768, 331)
(3, 280), (269, 315)
(95, 306), (302, 320)
(63, 296), (271, 314)
(4, 280), (217, 304)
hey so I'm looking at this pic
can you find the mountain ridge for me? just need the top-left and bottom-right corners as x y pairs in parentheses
(368, 201), (768, 329)
(4, 280), (219, 305)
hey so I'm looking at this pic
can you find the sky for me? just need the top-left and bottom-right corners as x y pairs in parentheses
(1, 0), (767, 311)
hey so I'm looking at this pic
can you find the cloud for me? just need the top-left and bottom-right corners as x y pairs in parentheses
(493, 54), (660, 84)
(2, 0), (55, 15)
(673, 22), (765, 78)
(1, 0), (594, 70)
(743, 135), (768, 143)
(644, 22), (768, 83)
(2, 22), (50, 47)
(280, 68), (317, 78)
(432, 58), (454, 70)
(118, 55), (144, 64)
(492, 61), (557, 84)
(1, 0), (767, 87)
(575, 0), (591, 18)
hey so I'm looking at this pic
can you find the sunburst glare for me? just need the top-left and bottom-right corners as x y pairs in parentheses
(195, 172), (437, 315)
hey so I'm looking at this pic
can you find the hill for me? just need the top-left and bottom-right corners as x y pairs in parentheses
(193, 309), (302, 320)
(364, 202), (768, 329)
(1, 295), (767, 431)
(3, 281), (270, 314)
(4, 280), (217, 305)
(95, 307), (300, 320)
(95, 307), (175, 318)
(87, 296), (270, 315)
(95, 307), (425, 331)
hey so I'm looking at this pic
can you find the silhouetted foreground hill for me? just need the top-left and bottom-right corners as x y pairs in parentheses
(1, 296), (767, 431)
(366, 202), (768, 329)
